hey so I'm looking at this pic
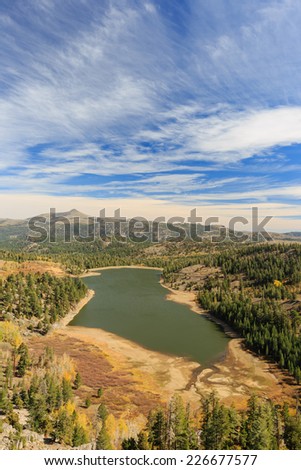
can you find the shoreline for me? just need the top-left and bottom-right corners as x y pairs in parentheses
(80, 265), (162, 278)
(52, 289), (95, 329)
(62, 324), (202, 405)
(159, 279), (297, 405)
(160, 281), (239, 339)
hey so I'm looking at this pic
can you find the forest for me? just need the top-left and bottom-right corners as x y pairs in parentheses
(1, 329), (301, 450)
(0, 330), (109, 449)
(197, 244), (301, 382)
(123, 393), (301, 450)
(0, 272), (87, 334)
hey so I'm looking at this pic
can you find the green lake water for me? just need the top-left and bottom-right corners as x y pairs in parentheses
(70, 268), (229, 365)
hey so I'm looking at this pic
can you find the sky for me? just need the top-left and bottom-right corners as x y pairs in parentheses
(1, 0), (301, 231)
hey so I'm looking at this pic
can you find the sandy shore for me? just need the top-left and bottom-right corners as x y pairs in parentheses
(65, 324), (202, 406)
(160, 282), (297, 405)
(80, 265), (162, 278)
(161, 282), (238, 338)
(159, 266), (298, 404)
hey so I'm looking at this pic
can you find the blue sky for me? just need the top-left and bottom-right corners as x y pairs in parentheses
(1, 0), (301, 230)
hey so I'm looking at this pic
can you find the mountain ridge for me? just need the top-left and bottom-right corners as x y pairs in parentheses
(0, 209), (300, 240)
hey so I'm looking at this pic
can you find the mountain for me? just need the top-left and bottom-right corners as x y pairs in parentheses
(33, 209), (91, 221)
(284, 232), (301, 238)
(1, 209), (301, 246)
(0, 209), (92, 245)
(0, 218), (25, 226)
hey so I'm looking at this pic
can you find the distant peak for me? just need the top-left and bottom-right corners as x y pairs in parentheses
(56, 209), (90, 219)
(33, 209), (91, 220)
(64, 209), (86, 216)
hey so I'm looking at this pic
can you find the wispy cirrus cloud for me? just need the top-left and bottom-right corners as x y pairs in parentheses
(138, 105), (301, 163)
(1, 0), (301, 228)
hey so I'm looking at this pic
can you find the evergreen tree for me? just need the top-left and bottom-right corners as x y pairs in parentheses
(96, 423), (111, 450)
(74, 372), (82, 390)
(97, 403), (108, 421)
(16, 343), (30, 377)
(147, 408), (166, 450)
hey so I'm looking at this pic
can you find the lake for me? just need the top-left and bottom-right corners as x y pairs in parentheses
(70, 268), (229, 365)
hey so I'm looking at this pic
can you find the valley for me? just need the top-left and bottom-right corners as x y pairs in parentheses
(1, 229), (301, 449)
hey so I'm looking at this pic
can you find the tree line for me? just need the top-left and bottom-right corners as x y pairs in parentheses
(122, 393), (301, 450)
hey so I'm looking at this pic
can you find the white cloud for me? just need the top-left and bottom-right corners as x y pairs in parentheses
(138, 105), (301, 163)
(1, 0), (301, 226)
(198, 107), (301, 155)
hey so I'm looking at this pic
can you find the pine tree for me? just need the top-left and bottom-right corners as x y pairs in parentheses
(16, 343), (30, 377)
(97, 403), (108, 421)
(137, 431), (150, 450)
(96, 423), (111, 450)
(62, 378), (73, 403)
(122, 437), (139, 449)
(5, 360), (13, 388)
(72, 423), (88, 447)
(74, 372), (82, 390)
(147, 409), (166, 449)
